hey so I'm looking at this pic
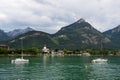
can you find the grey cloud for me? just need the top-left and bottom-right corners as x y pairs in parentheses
(0, 0), (120, 33)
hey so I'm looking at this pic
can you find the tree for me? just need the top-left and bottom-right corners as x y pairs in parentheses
(26, 47), (40, 55)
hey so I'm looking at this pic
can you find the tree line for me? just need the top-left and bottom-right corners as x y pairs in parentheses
(0, 47), (119, 56)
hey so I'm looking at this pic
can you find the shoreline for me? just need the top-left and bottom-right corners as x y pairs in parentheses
(0, 53), (117, 57)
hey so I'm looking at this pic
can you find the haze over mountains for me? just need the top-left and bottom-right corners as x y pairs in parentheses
(0, 18), (120, 49)
(0, 27), (34, 40)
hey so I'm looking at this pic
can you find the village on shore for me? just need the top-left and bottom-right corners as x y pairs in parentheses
(0, 44), (120, 57)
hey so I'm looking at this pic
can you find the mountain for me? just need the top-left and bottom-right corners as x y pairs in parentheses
(6, 31), (57, 49)
(0, 29), (9, 41)
(53, 18), (111, 49)
(1, 18), (113, 49)
(7, 27), (34, 38)
(103, 25), (120, 48)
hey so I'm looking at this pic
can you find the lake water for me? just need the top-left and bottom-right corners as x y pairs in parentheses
(0, 56), (120, 80)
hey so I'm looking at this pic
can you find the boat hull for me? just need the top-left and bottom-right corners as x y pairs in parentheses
(92, 58), (108, 63)
(11, 58), (29, 64)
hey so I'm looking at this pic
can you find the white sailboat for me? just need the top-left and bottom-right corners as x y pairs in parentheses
(92, 40), (108, 63)
(11, 37), (29, 64)
(92, 58), (108, 63)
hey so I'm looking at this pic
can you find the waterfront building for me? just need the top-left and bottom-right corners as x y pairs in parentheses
(81, 52), (91, 56)
(42, 45), (50, 53)
(57, 50), (64, 56)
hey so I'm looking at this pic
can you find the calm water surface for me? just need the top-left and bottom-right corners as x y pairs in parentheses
(0, 56), (120, 80)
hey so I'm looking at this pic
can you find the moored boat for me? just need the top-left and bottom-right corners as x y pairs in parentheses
(92, 58), (108, 63)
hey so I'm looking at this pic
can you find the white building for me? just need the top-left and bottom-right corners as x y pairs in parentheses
(81, 52), (91, 57)
(42, 45), (50, 53)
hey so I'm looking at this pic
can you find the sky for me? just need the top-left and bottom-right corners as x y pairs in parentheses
(0, 0), (120, 33)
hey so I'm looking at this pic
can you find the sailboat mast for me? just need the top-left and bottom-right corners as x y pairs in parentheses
(21, 38), (23, 59)
(100, 40), (103, 51)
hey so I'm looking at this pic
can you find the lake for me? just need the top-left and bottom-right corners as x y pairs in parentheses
(0, 56), (120, 80)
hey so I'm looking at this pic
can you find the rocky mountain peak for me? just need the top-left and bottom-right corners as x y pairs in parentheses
(76, 18), (86, 23)
(7, 27), (34, 38)
(114, 25), (120, 32)
(25, 27), (34, 31)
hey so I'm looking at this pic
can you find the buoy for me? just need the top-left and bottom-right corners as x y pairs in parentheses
(85, 65), (88, 69)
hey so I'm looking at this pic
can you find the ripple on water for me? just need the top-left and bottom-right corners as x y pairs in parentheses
(0, 56), (120, 80)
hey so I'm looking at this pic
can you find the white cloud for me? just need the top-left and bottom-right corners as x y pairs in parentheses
(0, 0), (120, 33)
(0, 13), (7, 21)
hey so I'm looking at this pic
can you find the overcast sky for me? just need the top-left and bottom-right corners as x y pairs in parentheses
(0, 0), (120, 33)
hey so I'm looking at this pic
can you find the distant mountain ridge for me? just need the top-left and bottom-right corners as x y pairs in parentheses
(0, 18), (116, 49)
(1, 18), (120, 49)
(103, 25), (120, 48)
(7, 27), (34, 38)
(0, 29), (9, 41)
(0, 27), (34, 41)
